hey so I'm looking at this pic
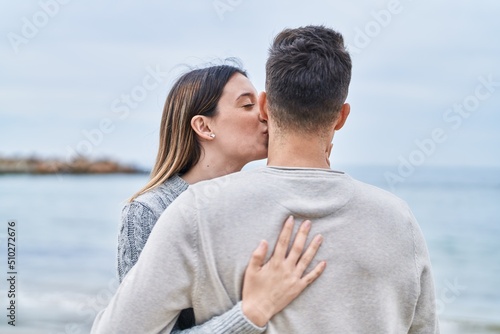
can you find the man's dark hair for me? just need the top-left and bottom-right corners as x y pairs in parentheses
(265, 25), (352, 133)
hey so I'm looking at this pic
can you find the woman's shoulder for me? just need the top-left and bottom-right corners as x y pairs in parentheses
(128, 174), (189, 217)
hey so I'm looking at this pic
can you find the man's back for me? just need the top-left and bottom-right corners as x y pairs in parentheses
(91, 166), (438, 333)
(91, 25), (439, 334)
(165, 167), (438, 333)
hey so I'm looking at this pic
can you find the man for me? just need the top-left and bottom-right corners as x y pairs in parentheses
(93, 25), (439, 333)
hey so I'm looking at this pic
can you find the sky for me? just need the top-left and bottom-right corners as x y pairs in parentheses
(1, 0), (499, 170)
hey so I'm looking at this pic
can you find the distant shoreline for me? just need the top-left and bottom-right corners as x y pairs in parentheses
(0, 156), (148, 175)
(441, 318), (500, 334)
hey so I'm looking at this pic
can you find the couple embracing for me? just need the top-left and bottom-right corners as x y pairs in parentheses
(93, 25), (439, 334)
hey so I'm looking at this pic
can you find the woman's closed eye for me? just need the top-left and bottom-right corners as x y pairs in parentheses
(242, 103), (255, 110)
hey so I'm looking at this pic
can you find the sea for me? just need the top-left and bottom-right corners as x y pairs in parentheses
(0, 165), (499, 334)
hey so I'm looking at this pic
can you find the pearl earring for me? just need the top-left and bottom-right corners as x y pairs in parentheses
(209, 133), (215, 138)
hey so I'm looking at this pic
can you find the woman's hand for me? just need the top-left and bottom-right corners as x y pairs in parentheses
(241, 216), (326, 327)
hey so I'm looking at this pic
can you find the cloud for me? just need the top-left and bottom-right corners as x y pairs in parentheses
(1, 0), (499, 167)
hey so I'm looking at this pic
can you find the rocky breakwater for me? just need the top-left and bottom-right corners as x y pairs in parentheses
(0, 157), (144, 174)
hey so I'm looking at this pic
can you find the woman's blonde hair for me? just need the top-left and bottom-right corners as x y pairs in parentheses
(129, 64), (247, 201)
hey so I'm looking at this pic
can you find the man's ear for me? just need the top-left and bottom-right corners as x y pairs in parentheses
(334, 103), (350, 131)
(258, 91), (269, 121)
(191, 115), (214, 140)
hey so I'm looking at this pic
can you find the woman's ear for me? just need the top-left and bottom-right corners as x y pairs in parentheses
(191, 115), (214, 141)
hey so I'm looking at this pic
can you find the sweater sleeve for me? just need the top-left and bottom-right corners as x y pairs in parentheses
(408, 214), (440, 333)
(93, 200), (198, 333)
(96, 195), (266, 334)
(117, 201), (158, 282)
(171, 302), (265, 334)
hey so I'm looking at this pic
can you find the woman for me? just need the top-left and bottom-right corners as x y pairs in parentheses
(117, 64), (325, 332)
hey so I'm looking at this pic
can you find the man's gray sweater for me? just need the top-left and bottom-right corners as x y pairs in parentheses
(93, 167), (440, 333)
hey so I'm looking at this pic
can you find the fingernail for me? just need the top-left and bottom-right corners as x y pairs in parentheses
(316, 235), (323, 244)
(304, 220), (311, 229)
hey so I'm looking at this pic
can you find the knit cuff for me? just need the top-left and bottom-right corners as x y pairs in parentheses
(209, 302), (267, 334)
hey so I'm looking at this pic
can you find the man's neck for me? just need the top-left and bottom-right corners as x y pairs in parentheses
(266, 133), (332, 169)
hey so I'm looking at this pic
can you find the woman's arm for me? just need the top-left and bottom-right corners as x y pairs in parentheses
(119, 201), (259, 332)
(117, 201), (158, 282)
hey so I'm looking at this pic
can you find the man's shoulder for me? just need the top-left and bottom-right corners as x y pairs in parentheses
(346, 176), (416, 230)
(349, 176), (408, 206)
